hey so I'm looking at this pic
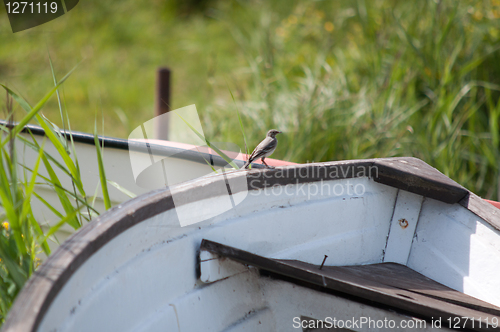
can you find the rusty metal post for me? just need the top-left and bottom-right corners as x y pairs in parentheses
(154, 67), (171, 140)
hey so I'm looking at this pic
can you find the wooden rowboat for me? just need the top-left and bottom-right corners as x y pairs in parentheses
(3, 157), (500, 331)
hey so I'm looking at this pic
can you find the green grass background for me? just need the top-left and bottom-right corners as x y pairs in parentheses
(1, 0), (500, 198)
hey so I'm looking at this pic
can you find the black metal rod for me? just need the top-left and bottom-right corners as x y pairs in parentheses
(154, 67), (171, 140)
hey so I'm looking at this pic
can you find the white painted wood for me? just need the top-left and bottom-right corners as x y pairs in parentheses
(200, 249), (218, 262)
(261, 277), (448, 332)
(199, 250), (249, 283)
(222, 308), (274, 332)
(132, 305), (180, 332)
(203, 178), (398, 266)
(168, 270), (266, 331)
(407, 198), (500, 307)
(384, 191), (423, 264)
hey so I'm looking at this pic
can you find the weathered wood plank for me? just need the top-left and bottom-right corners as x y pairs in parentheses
(373, 158), (468, 204)
(460, 193), (500, 231)
(384, 190), (423, 265)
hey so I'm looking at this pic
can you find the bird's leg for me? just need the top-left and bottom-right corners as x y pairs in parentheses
(261, 158), (274, 169)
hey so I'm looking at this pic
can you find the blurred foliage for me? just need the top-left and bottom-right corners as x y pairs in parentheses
(204, 0), (500, 199)
(0, 0), (500, 198)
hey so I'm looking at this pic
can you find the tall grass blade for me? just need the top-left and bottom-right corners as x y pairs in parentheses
(38, 207), (82, 245)
(47, 50), (66, 133)
(107, 180), (136, 199)
(94, 122), (111, 210)
(0, 244), (27, 290)
(40, 152), (80, 229)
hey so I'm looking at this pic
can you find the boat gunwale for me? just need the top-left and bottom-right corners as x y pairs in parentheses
(0, 120), (266, 169)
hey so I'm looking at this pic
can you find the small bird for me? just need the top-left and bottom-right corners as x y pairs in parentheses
(243, 129), (282, 169)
